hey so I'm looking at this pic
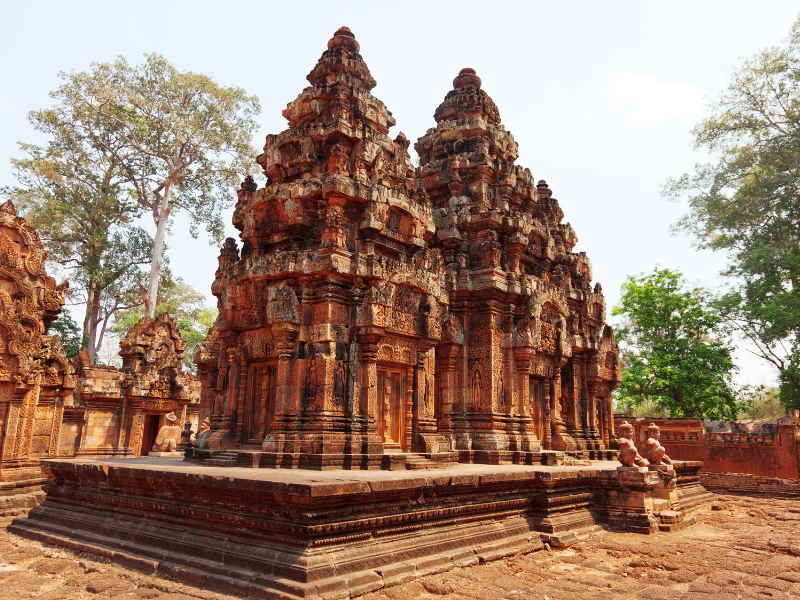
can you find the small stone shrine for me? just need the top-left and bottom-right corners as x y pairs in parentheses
(189, 26), (620, 470)
(65, 314), (199, 458)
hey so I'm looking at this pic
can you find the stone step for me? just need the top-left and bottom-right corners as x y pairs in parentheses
(10, 518), (269, 598)
(205, 458), (237, 468)
(656, 509), (686, 532)
(203, 450), (239, 468)
(539, 524), (603, 548)
(404, 453), (458, 470)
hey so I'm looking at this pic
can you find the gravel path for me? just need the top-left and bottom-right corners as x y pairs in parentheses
(1, 494), (799, 599)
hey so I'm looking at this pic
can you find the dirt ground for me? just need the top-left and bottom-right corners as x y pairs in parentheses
(1, 494), (800, 600)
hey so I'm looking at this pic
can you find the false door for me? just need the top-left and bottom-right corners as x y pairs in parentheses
(377, 368), (404, 451)
(244, 363), (277, 446)
(530, 377), (545, 443)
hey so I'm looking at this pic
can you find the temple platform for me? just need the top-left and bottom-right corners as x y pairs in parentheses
(10, 457), (711, 600)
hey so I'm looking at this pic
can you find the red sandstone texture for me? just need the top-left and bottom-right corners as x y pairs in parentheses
(193, 27), (621, 467)
(616, 415), (800, 480)
(66, 314), (200, 460)
(0, 202), (198, 515)
(0, 200), (75, 513)
(3, 494), (800, 599)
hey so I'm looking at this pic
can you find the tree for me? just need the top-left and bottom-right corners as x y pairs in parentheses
(48, 310), (82, 358)
(4, 105), (153, 361)
(50, 54), (260, 317)
(663, 16), (800, 409)
(111, 273), (216, 371)
(612, 267), (740, 420)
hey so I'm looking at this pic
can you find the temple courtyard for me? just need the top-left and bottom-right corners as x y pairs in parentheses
(0, 492), (797, 599)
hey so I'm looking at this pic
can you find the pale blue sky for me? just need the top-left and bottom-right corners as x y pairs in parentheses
(1, 1), (797, 384)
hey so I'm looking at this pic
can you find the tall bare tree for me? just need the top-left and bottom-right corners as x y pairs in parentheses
(50, 54), (260, 316)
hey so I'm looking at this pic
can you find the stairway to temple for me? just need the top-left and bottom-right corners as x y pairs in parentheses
(204, 451), (239, 468)
(381, 452), (460, 470)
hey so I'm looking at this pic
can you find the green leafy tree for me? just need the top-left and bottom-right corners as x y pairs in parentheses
(664, 16), (800, 409)
(49, 54), (260, 318)
(4, 103), (153, 361)
(613, 267), (740, 420)
(111, 273), (216, 371)
(48, 311), (82, 358)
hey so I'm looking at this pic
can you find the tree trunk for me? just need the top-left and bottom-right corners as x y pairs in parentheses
(146, 180), (173, 318)
(83, 283), (100, 363)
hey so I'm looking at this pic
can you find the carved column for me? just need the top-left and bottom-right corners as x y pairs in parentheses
(436, 343), (460, 449)
(357, 331), (381, 447)
(587, 377), (599, 439)
(542, 377), (552, 450)
(513, 346), (537, 451)
(272, 323), (299, 451)
(408, 361), (418, 451)
(513, 347), (534, 417)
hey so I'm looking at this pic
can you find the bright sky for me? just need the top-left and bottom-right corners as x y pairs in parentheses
(1, 1), (796, 386)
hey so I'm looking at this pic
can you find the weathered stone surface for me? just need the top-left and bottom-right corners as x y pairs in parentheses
(6, 494), (784, 600)
(416, 68), (621, 461)
(615, 414), (800, 480)
(9, 455), (716, 598)
(68, 314), (200, 459)
(0, 200), (74, 513)
(190, 27), (620, 471)
(194, 26), (447, 466)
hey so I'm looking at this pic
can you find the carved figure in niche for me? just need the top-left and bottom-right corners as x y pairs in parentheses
(645, 423), (672, 465)
(370, 151), (386, 184)
(333, 361), (346, 407)
(557, 315), (572, 358)
(469, 366), (482, 409)
(617, 421), (648, 467)
(269, 282), (299, 324)
(498, 375), (505, 407)
(305, 359), (319, 405)
(328, 144), (349, 175)
(151, 412), (182, 452)
(441, 313), (463, 345)
(354, 156), (368, 183)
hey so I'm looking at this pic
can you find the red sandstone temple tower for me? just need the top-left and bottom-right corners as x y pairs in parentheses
(0, 200), (75, 511)
(416, 69), (621, 459)
(196, 27), (450, 468)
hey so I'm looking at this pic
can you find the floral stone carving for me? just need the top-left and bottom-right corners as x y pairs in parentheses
(0, 200), (74, 510)
(416, 68), (620, 457)
(192, 29), (622, 468)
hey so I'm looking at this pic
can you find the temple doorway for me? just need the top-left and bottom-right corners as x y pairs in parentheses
(377, 368), (404, 452)
(140, 414), (161, 457)
(530, 377), (545, 444)
(244, 363), (277, 446)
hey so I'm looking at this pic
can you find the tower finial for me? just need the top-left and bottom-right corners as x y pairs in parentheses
(453, 68), (481, 89)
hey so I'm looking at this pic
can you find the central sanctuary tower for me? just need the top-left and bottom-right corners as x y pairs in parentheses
(193, 27), (621, 468)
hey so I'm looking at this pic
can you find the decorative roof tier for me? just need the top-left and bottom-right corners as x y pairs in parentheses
(414, 70), (620, 454)
(203, 28), (449, 460)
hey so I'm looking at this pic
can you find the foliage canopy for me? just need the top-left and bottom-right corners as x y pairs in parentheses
(4, 104), (152, 361)
(48, 53), (260, 317)
(664, 16), (800, 408)
(613, 267), (739, 420)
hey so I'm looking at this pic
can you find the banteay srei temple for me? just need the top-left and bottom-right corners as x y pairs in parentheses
(0, 198), (200, 514)
(5, 27), (800, 600)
